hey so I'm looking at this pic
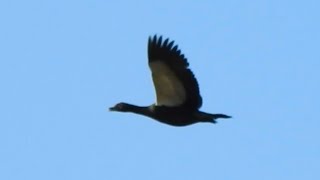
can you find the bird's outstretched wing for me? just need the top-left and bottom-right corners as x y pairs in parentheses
(148, 35), (202, 110)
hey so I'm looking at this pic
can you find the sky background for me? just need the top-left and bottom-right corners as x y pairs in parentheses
(0, 0), (319, 179)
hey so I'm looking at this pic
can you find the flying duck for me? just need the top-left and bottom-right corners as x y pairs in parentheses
(109, 35), (231, 126)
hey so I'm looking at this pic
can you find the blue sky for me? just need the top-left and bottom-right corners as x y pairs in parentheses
(0, 0), (319, 179)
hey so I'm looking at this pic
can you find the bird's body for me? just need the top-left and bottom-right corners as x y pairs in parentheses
(109, 35), (231, 126)
(110, 103), (230, 126)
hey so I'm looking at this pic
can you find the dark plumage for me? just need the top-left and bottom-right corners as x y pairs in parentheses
(109, 35), (231, 126)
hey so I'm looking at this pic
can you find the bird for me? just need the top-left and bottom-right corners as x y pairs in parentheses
(109, 35), (231, 126)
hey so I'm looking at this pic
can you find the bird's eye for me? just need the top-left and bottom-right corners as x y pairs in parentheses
(117, 103), (124, 109)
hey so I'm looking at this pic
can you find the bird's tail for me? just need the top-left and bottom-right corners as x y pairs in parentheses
(197, 111), (232, 123)
(211, 114), (231, 123)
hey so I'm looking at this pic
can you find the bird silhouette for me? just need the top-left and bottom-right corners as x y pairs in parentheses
(110, 35), (231, 126)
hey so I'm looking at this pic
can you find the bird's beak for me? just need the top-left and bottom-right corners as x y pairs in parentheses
(109, 107), (116, 111)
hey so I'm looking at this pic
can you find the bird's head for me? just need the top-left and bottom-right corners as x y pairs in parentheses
(109, 102), (131, 112)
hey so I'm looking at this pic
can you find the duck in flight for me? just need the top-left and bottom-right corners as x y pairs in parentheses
(109, 35), (231, 126)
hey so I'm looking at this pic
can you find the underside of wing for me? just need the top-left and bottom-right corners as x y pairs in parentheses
(149, 61), (186, 107)
(148, 35), (202, 109)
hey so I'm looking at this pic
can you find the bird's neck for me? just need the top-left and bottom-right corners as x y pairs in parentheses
(126, 104), (154, 117)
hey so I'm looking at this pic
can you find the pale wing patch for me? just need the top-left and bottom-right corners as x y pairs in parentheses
(149, 61), (186, 107)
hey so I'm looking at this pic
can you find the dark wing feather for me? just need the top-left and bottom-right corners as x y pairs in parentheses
(148, 35), (202, 110)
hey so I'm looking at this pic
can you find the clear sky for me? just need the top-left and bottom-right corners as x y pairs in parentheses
(0, 0), (319, 179)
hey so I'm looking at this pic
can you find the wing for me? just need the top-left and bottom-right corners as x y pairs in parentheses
(148, 35), (202, 110)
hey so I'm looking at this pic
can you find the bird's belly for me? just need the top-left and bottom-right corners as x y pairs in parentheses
(152, 114), (197, 126)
